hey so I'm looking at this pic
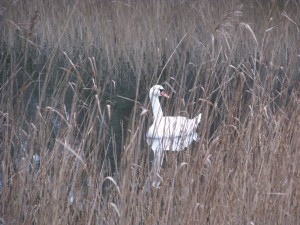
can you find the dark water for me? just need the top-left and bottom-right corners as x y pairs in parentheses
(0, 44), (142, 178)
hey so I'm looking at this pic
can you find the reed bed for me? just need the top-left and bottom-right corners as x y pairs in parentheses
(0, 0), (300, 224)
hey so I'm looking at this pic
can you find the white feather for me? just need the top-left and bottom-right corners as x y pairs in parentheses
(146, 85), (201, 187)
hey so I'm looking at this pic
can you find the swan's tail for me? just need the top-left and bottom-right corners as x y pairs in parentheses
(195, 113), (202, 125)
(192, 113), (202, 142)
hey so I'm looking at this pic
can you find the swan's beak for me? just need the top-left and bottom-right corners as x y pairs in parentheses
(161, 91), (169, 98)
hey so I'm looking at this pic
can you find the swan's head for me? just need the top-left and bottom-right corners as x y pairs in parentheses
(149, 85), (169, 99)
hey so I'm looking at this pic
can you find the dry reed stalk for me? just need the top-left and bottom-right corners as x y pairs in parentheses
(0, 0), (299, 224)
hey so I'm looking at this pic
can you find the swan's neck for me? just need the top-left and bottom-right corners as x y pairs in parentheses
(150, 96), (163, 120)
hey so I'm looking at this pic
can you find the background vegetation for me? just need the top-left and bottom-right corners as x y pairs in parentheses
(0, 0), (300, 224)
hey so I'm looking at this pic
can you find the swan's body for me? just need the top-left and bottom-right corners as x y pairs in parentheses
(146, 115), (201, 151)
(146, 85), (201, 187)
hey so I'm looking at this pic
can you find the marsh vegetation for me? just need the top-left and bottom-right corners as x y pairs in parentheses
(0, 0), (300, 224)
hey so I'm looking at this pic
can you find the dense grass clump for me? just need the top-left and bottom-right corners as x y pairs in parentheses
(1, 0), (300, 224)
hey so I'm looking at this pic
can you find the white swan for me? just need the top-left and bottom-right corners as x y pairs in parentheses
(146, 85), (201, 187)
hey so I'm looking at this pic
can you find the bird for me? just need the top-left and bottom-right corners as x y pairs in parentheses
(146, 85), (202, 188)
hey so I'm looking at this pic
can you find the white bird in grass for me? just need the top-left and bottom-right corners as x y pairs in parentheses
(146, 85), (202, 188)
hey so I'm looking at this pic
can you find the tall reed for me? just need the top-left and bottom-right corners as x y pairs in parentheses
(0, 0), (299, 224)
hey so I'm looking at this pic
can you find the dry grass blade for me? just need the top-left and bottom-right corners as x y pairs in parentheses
(46, 106), (69, 124)
(157, 32), (188, 82)
(282, 11), (300, 32)
(1, 1), (300, 224)
(56, 138), (85, 166)
(240, 22), (259, 48)
(103, 176), (121, 196)
(109, 202), (121, 217)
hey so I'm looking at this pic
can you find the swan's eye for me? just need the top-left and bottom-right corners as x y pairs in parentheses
(159, 89), (164, 92)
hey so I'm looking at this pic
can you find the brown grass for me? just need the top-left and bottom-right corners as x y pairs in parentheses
(0, 0), (300, 224)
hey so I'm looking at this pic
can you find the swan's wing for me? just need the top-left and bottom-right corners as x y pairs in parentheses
(147, 116), (198, 138)
(146, 116), (200, 151)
